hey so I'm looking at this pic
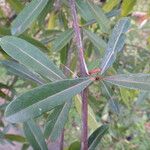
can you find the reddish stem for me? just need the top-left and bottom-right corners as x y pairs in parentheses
(69, 0), (89, 150)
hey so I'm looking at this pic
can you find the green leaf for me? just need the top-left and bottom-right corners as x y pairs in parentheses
(51, 29), (74, 52)
(1, 61), (45, 85)
(100, 18), (130, 74)
(4, 134), (26, 143)
(103, 0), (120, 13)
(83, 28), (106, 52)
(0, 36), (65, 81)
(23, 120), (48, 150)
(104, 74), (150, 91)
(121, 0), (137, 16)
(68, 141), (80, 150)
(76, 0), (93, 21)
(4, 78), (92, 123)
(6, 0), (23, 13)
(87, 1), (111, 33)
(0, 27), (49, 51)
(74, 95), (99, 130)
(44, 100), (72, 141)
(11, 0), (48, 35)
(88, 125), (108, 150)
(135, 92), (149, 106)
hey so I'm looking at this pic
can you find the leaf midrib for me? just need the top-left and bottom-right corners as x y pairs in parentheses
(6, 79), (91, 118)
(101, 20), (127, 74)
(14, 0), (43, 33)
(3, 40), (62, 80)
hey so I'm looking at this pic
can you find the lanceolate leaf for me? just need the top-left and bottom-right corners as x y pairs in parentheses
(83, 28), (106, 52)
(0, 36), (65, 81)
(1, 61), (45, 85)
(88, 125), (108, 150)
(100, 18), (130, 74)
(76, 0), (93, 21)
(44, 100), (72, 141)
(104, 74), (150, 91)
(103, 0), (120, 13)
(5, 78), (92, 123)
(121, 0), (137, 16)
(23, 120), (48, 150)
(11, 0), (49, 35)
(51, 29), (74, 52)
(0, 27), (49, 51)
(87, 1), (111, 33)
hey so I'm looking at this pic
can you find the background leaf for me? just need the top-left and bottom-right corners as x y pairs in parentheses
(121, 0), (137, 16)
(88, 125), (108, 150)
(87, 0), (111, 33)
(100, 18), (130, 74)
(51, 29), (74, 52)
(11, 0), (48, 35)
(23, 119), (48, 150)
(83, 28), (106, 53)
(44, 100), (72, 141)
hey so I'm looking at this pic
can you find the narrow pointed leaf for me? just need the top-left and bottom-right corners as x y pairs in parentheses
(76, 0), (93, 21)
(83, 28), (106, 52)
(100, 18), (130, 74)
(11, 0), (48, 35)
(23, 120), (48, 150)
(0, 27), (49, 51)
(87, 1), (111, 33)
(104, 74), (150, 91)
(4, 78), (92, 123)
(44, 100), (72, 141)
(103, 0), (120, 13)
(121, 0), (137, 16)
(4, 134), (26, 143)
(88, 125), (108, 150)
(1, 61), (45, 85)
(0, 36), (65, 81)
(51, 29), (74, 52)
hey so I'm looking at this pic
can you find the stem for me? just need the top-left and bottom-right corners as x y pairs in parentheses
(69, 0), (89, 150)
(60, 130), (64, 150)
(69, 0), (88, 76)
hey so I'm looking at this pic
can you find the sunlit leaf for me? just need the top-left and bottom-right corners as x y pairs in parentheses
(23, 120), (48, 150)
(121, 0), (137, 16)
(0, 36), (65, 81)
(11, 0), (48, 35)
(5, 78), (92, 123)
(4, 134), (26, 143)
(88, 125), (108, 150)
(68, 141), (80, 150)
(103, 0), (120, 13)
(100, 18), (130, 74)
(104, 74), (150, 91)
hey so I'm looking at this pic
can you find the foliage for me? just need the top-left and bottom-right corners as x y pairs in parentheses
(0, 0), (150, 150)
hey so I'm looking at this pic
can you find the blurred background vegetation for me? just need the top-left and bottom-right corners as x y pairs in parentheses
(0, 0), (150, 149)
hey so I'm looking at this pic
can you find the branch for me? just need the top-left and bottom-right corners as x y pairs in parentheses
(69, 0), (88, 76)
(69, 1), (89, 150)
